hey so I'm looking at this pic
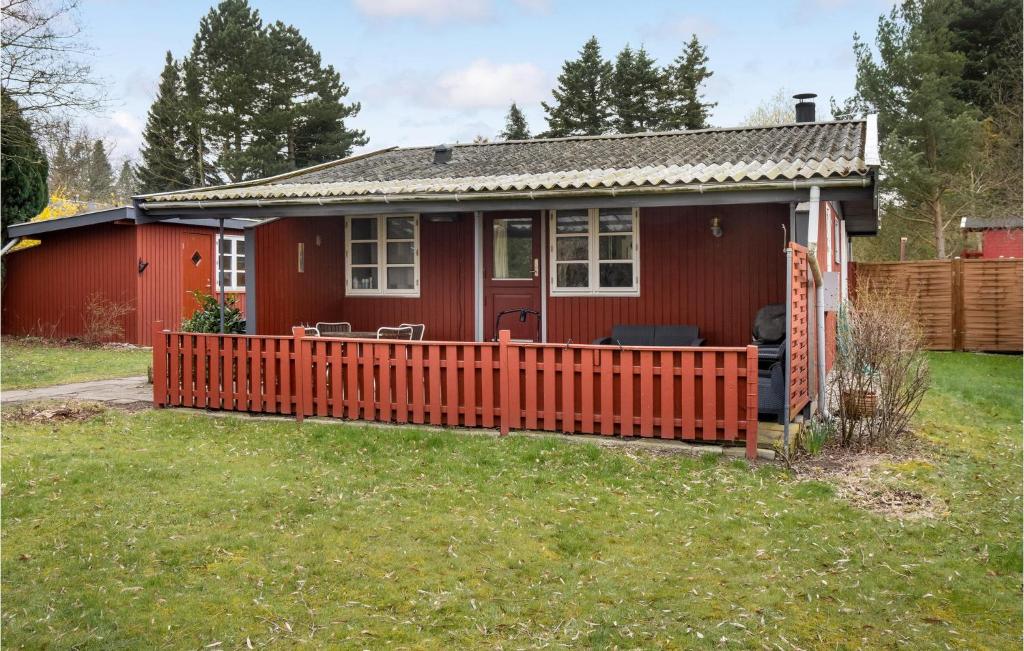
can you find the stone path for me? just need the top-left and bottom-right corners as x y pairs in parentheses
(2, 376), (151, 406)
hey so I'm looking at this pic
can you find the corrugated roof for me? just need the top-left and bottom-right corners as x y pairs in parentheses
(961, 216), (1022, 230)
(140, 119), (872, 204)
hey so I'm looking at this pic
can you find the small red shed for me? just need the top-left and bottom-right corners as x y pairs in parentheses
(2, 207), (255, 345)
(960, 216), (1023, 259)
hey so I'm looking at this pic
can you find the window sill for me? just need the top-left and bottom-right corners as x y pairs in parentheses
(344, 292), (421, 298)
(549, 290), (640, 298)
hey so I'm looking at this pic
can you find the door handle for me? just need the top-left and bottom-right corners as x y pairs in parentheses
(533, 258), (539, 278)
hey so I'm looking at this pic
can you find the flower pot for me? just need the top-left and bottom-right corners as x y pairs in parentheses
(841, 388), (877, 419)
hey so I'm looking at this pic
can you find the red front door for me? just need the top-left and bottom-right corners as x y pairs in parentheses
(182, 232), (213, 317)
(483, 211), (542, 341)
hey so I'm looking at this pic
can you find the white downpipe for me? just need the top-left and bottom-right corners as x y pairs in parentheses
(806, 186), (827, 415)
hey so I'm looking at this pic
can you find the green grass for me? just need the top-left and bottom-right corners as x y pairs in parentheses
(0, 337), (151, 389)
(1, 353), (1020, 649)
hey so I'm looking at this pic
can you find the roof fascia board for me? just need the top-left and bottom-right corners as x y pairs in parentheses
(864, 114), (880, 167)
(7, 206), (134, 238)
(137, 186), (875, 222)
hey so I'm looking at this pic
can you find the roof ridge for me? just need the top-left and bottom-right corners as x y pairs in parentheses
(430, 118), (866, 149)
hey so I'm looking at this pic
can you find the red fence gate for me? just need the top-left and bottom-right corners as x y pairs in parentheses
(153, 325), (760, 458)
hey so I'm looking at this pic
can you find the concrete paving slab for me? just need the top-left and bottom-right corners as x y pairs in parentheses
(2, 376), (151, 405)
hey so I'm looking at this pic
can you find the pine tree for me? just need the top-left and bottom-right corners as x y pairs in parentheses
(180, 57), (217, 188)
(85, 140), (114, 202)
(258, 21), (365, 176)
(610, 45), (663, 133)
(499, 102), (530, 140)
(115, 161), (138, 201)
(189, 0), (270, 182)
(137, 52), (191, 194)
(850, 0), (981, 259)
(542, 36), (613, 136)
(660, 35), (716, 130)
(1, 92), (48, 231)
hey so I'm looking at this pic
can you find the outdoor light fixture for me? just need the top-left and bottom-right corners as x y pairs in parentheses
(710, 217), (723, 238)
(138, 259), (149, 274)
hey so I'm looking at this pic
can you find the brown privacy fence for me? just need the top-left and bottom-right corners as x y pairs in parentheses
(851, 259), (1023, 352)
(152, 325), (760, 458)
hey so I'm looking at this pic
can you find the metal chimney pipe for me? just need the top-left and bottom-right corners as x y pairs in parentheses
(793, 93), (817, 123)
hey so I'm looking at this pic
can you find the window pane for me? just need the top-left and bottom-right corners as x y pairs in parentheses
(599, 263), (633, 288)
(235, 239), (245, 256)
(386, 216), (414, 240)
(351, 267), (378, 290)
(387, 266), (414, 290)
(493, 218), (533, 279)
(220, 238), (233, 254)
(235, 271), (245, 288)
(387, 241), (414, 265)
(351, 242), (377, 265)
(236, 253), (246, 271)
(598, 208), (633, 233)
(556, 263), (588, 288)
(221, 270), (233, 288)
(599, 234), (632, 260)
(350, 217), (376, 241)
(555, 236), (588, 261)
(555, 210), (589, 234)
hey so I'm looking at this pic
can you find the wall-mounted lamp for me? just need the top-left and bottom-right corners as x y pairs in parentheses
(138, 259), (149, 274)
(709, 217), (723, 238)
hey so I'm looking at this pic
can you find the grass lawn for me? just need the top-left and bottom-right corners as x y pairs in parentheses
(1, 353), (1020, 648)
(0, 337), (151, 390)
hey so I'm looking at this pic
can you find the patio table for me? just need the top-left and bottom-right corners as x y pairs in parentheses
(330, 331), (381, 339)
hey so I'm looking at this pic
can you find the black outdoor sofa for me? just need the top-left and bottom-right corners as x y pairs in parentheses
(592, 324), (705, 347)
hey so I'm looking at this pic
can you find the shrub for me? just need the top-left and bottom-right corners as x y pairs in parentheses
(82, 293), (134, 344)
(831, 288), (930, 449)
(181, 291), (244, 334)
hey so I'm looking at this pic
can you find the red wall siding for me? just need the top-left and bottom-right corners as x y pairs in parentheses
(253, 215), (475, 340)
(2, 222), (137, 341)
(981, 229), (1023, 259)
(134, 223), (245, 345)
(254, 218), (347, 335)
(342, 215), (475, 341)
(546, 204), (788, 346)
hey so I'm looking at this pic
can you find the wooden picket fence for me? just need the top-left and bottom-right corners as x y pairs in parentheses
(152, 324), (760, 458)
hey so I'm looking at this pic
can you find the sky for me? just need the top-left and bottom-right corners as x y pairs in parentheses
(76, 0), (895, 164)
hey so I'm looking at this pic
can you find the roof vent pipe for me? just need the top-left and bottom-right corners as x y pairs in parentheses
(433, 144), (453, 164)
(793, 93), (817, 123)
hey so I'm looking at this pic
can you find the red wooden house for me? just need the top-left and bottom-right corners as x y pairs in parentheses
(2, 207), (253, 345)
(135, 102), (880, 456)
(960, 216), (1023, 259)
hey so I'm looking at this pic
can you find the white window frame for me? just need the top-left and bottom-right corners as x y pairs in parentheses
(549, 207), (640, 297)
(215, 234), (246, 292)
(345, 214), (420, 297)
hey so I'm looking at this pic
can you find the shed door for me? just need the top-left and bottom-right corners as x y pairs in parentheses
(182, 232), (213, 317)
(483, 212), (542, 341)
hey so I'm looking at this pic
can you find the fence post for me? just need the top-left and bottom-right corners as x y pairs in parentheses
(292, 326), (307, 422)
(745, 345), (759, 460)
(498, 329), (511, 436)
(152, 321), (167, 408)
(952, 258), (965, 352)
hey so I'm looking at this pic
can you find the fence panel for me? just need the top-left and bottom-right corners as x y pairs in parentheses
(852, 259), (1022, 352)
(153, 327), (760, 457)
(789, 243), (811, 415)
(961, 259), (1023, 352)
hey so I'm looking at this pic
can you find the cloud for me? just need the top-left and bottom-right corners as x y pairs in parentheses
(352, 0), (491, 22)
(639, 14), (722, 42)
(436, 59), (546, 109)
